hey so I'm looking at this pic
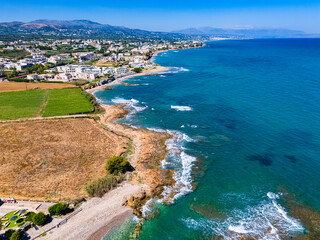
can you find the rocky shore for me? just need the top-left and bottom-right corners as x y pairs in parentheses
(44, 49), (189, 239)
(43, 103), (174, 240)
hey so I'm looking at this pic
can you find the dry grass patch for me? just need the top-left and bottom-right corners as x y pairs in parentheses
(0, 118), (129, 201)
(0, 82), (75, 92)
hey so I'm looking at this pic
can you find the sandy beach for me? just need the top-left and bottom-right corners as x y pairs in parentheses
(43, 183), (143, 240)
(87, 65), (169, 94)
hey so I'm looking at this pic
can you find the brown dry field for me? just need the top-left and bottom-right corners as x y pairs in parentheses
(0, 82), (76, 92)
(94, 60), (114, 67)
(0, 118), (129, 201)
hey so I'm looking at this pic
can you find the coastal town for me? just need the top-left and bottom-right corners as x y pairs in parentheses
(1, 0), (320, 237)
(0, 39), (202, 85)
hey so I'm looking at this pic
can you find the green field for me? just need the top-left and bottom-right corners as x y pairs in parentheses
(41, 88), (93, 117)
(0, 90), (46, 119)
(0, 88), (94, 120)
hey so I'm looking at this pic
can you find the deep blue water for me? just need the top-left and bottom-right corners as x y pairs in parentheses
(97, 39), (320, 239)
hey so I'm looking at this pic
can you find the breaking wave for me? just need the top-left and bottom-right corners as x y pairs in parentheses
(171, 105), (193, 111)
(157, 130), (197, 203)
(183, 192), (304, 239)
(111, 97), (148, 117)
(164, 67), (190, 74)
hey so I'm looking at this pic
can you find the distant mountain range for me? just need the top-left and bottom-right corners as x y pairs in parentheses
(173, 27), (319, 38)
(0, 20), (318, 40)
(0, 19), (186, 39)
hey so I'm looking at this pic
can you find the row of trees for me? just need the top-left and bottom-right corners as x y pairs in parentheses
(2, 229), (24, 240)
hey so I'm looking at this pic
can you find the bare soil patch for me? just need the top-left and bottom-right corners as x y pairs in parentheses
(0, 118), (129, 201)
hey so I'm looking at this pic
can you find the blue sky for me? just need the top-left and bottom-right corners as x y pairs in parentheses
(1, 0), (320, 32)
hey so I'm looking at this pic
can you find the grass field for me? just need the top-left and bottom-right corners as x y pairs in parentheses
(0, 90), (46, 119)
(0, 88), (94, 120)
(41, 88), (94, 117)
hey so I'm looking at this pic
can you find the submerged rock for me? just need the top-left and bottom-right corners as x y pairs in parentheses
(189, 203), (227, 220)
(248, 153), (274, 166)
(285, 155), (297, 163)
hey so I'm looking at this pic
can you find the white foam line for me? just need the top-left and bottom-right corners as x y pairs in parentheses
(171, 105), (193, 111)
(182, 192), (304, 239)
(111, 97), (148, 119)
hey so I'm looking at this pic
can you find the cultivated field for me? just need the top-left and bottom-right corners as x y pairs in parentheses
(41, 88), (93, 117)
(0, 90), (46, 119)
(0, 118), (129, 201)
(0, 88), (94, 119)
(0, 81), (75, 92)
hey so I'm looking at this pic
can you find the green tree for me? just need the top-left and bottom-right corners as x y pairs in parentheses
(32, 212), (47, 226)
(4, 229), (15, 239)
(48, 203), (68, 216)
(106, 156), (131, 175)
(133, 67), (142, 73)
(9, 68), (18, 78)
(10, 231), (23, 240)
(25, 212), (36, 222)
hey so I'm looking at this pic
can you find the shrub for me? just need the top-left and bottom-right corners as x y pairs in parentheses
(9, 231), (23, 240)
(85, 174), (125, 197)
(7, 78), (32, 82)
(74, 79), (89, 86)
(48, 203), (68, 216)
(32, 212), (47, 226)
(106, 156), (131, 175)
(133, 67), (142, 73)
(81, 89), (104, 113)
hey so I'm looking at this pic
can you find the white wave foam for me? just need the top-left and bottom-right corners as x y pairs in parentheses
(164, 67), (190, 74)
(228, 225), (250, 234)
(182, 192), (304, 239)
(111, 97), (137, 104)
(267, 192), (280, 200)
(182, 133), (194, 142)
(141, 198), (154, 218)
(158, 130), (197, 203)
(111, 97), (148, 117)
(171, 105), (193, 111)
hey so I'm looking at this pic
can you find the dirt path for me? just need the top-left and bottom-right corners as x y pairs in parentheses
(36, 89), (49, 117)
(0, 114), (92, 123)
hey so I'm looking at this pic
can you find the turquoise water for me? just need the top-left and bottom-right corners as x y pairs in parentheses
(97, 39), (320, 239)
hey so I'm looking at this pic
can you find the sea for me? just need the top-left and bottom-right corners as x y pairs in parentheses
(96, 39), (320, 239)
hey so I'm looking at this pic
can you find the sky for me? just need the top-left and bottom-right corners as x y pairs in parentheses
(1, 0), (320, 33)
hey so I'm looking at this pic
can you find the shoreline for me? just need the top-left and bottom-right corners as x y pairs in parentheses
(43, 104), (174, 240)
(87, 44), (203, 94)
(43, 46), (200, 239)
(87, 65), (169, 94)
(82, 47), (201, 239)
